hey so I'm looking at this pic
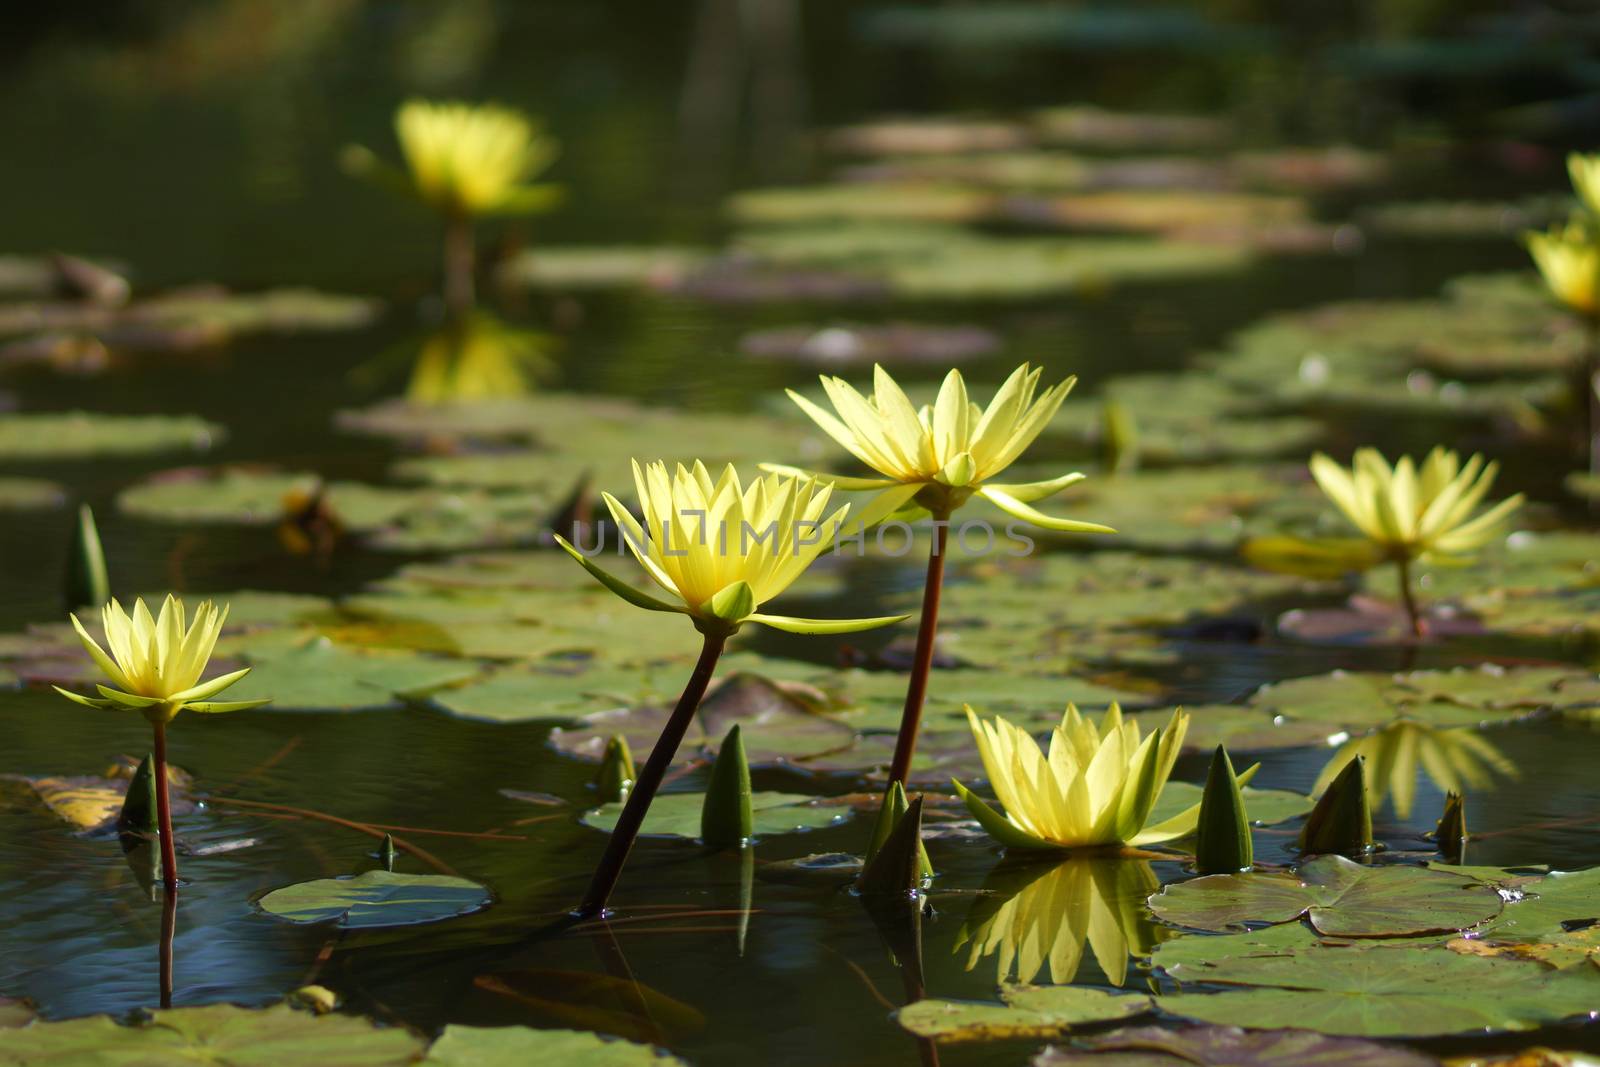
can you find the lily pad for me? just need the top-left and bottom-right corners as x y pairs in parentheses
(425, 1025), (686, 1065)
(494, 246), (711, 291)
(256, 870), (492, 929)
(0, 477), (64, 509)
(0, 1002), (423, 1065)
(1245, 667), (1588, 730)
(1039, 1024), (1438, 1067)
(1154, 939), (1600, 1037)
(580, 791), (848, 839)
(897, 984), (1150, 1043)
(1148, 855), (1504, 936)
(1144, 782), (1312, 830)
(224, 636), (481, 711)
(738, 322), (1000, 366)
(0, 412), (222, 460)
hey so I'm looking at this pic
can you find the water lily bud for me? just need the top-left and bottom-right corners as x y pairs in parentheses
(117, 752), (159, 838)
(1194, 744), (1253, 874)
(379, 833), (399, 872)
(858, 795), (926, 898)
(1102, 398), (1139, 475)
(595, 734), (636, 803)
(1435, 791), (1468, 863)
(1298, 755), (1374, 856)
(701, 724), (753, 848)
(866, 780), (933, 878)
(64, 503), (110, 610)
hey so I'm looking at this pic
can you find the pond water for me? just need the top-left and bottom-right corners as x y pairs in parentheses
(2, 4), (1599, 1065)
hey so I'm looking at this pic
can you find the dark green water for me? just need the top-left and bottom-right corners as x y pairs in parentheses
(1, 3), (1597, 1064)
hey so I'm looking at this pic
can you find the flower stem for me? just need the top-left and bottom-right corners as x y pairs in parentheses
(159, 886), (177, 1009)
(1586, 315), (1600, 481)
(888, 520), (949, 786)
(443, 211), (475, 318)
(152, 719), (179, 894)
(575, 630), (728, 919)
(1396, 556), (1424, 640)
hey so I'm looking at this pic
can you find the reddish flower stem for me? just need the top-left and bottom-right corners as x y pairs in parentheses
(152, 719), (179, 895)
(1396, 556), (1425, 640)
(575, 630), (728, 919)
(888, 521), (949, 786)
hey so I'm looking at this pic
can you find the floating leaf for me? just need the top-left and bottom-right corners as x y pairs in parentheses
(0, 1003), (423, 1065)
(224, 637), (480, 711)
(425, 1025), (688, 1065)
(1143, 782), (1310, 830)
(581, 792), (847, 840)
(1040, 1024), (1440, 1066)
(896, 984), (1149, 1042)
(1149, 855), (1500, 936)
(0, 412), (222, 460)
(1155, 940), (1600, 1037)
(0, 478), (64, 510)
(256, 870), (492, 929)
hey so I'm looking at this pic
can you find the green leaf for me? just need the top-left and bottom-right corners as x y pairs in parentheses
(1143, 781), (1310, 830)
(700, 725), (754, 847)
(582, 791), (847, 840)
(116, 753), (158, 837)
(0, 412), (223, 460)
(856, 794), (925, 897)
(424, 1025), (686, 1066)
(225, 637), (480, 711)
(1156, 940), (1600, 1037)
(1148, 854), (1503, 937)
(895, 983), (1150, 1042)
(596, 734), (636, 803)
(1049, 1023), (1445, 1067)
(256, 870), (492, 929)
(0, 1003), (423, 1065)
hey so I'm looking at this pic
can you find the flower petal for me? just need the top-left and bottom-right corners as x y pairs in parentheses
(166, 667), (253, 705)
(952, 780), (1059, 851)
(745, 612), (907, 634)
(52, 686), (115, 710)
(978, 486), (1115, 534)
(554, 534), (688, 614)
(183, 698), (273, 714)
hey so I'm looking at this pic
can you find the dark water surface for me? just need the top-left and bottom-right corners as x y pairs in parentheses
(0, 4), (1596, 1065)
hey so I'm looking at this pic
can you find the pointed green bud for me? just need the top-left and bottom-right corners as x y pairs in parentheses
(117, 753), (159, 838)
(701, 724), (753, 848)
(596, 734), (636, 803)
(1298, 755), (1374, 856)
(865, 781), (933, 878)
(1194, 744), (1252, 874)
(1102, 398), (1139, 476)
(65, 503), (110, 610)
(857, 795), (926, 898)
(1435, 791), (1468, 863)
(707, 580), (755, 624)
(379, 833), (399, 871)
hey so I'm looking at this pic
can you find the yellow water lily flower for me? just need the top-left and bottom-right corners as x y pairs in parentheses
(1312, 720), (1517, 820)
(769, 363), (1113, 532)
(344, 99), (562, 218)
(56, 596), (267, 724)
(1526, 220), (1600, 318)
(1570, 152), (1600, 218)
(556, 460), (906, 637)
(1309, 447), (1523, 563)
(955, 704), (1238, 850)
(956, 857), (1166, 986)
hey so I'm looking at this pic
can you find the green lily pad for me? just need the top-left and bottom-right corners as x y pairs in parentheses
(581, 791), (848, 839)
(896, 984), (1150, 1043)
(0, 412), (222, 460)
(0, 999), (33, 1029)
(0, 477), (64, 508)
(425, 1025), (687, 1065)
(493, 245), (711, 291)
(1144, 782), (1312, 830)
(1148, 855), (1504, 936)
(1154, 939), (1600, 1037)
(1133, 705), (1341, 753)
(431, 664), (681, 723)
(1246, 667), (1588, 730)
(1043, 1024), (1438, 1067)
(1031, 107), (1230, 152)
(0, 1003), (424, 1065)
(256, 870), (492, 929)
(225, 636), (481, 711)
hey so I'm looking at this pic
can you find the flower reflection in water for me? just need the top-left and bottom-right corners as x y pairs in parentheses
(1312, 720), (1517, 819)
(955, 857), (1168, 987)
(406, 312), (555, 404)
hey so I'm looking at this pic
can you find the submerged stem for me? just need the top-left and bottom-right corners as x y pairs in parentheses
(443, 211), (476, 318)
(575, 630), (728, 919)
(1396, 556), (1424, 640)
(888, 520), (949, 786)
(152, 719), (179, 894)
(159, 887), (177, 1009)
